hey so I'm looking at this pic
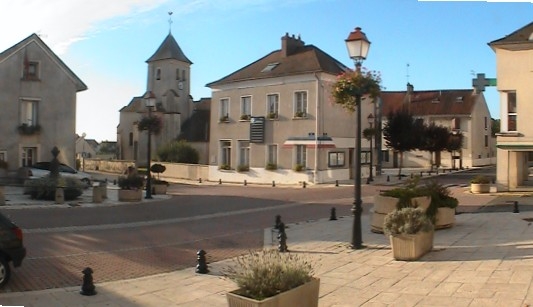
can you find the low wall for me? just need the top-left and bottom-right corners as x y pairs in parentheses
(83, 159), (134, 174)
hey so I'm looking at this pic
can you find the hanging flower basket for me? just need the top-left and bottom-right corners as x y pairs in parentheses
(137, 115), (162, 134)
(332, 69), (381, 112)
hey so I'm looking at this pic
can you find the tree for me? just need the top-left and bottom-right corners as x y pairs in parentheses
(491, 118), (500, 137)
(383, 107), (421, 178)
(445, 132), (463, 170)
(419, 123), (450, 170)
(157, 140), (200, 164)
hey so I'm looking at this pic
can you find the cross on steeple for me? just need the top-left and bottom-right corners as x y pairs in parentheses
(472, 73), (497, 93)
(168, 11), (173, 34)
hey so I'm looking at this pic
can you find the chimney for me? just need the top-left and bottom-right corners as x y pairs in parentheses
(406, 82), (414, 93)
(281, 33), (305, 57)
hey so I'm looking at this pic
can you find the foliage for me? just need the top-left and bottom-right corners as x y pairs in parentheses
(381, 177), (425, 209)
(331, 69), (382, 112)
(24, 176), (83, 200)
(470, 175), (491, 184)
(220, 115), (229, 122)
(419, 123), (450, 169)
(446, 133), (463, 152)
(491, 118), (500, 137)
(118, 174), (144, 190)
(419, 180), (458, 222)
(224, 249), (314, 301)
(137, 115), (163, 134)
(150, 163), (166, 175)
(0, 160), (7, 169)
(294, 111), (306, 118)
(157, 140), (200, 164)
(240, 114), (251, 121)
(267, 112), (278, 119)
(219, 164), (231, 170)
(18, 124), (41, 135)
(293, 164), (305, 172)
(97, 142), (117, 155)
(384, 207), (434, 236)
(265, 163), (278, 171)
(383, 107), (420, 178)
(237, 164), (250, 172)
(362, 127), (377, 142)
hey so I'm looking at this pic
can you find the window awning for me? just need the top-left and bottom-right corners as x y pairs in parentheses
(283, 135), (336, 148)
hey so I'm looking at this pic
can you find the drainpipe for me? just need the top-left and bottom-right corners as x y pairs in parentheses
(314, 72), (320, 184)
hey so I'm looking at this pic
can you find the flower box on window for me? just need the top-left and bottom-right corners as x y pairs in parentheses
(240, 114), (251, 121)
(293, 111), (306, 118)
(237, 164), (249, 172)
(219, 164), (231, 170)
(267, 112), (278, 120)
(17, 124), (41, 135)
(220, 115), (230, 123)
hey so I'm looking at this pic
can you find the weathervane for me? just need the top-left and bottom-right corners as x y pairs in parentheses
(406, 63), (410, 84)
(168, 11), (173, 33)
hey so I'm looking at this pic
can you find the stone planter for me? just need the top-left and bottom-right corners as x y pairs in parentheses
(470, 183), (490, 194)
(371, 195), (431, 233)
(435, 207), (455, 229)
(226, 277), (319, 307)
(389, 231), (434, 261)
(152, 184), (167, 195)
(118, 189), (142, 202)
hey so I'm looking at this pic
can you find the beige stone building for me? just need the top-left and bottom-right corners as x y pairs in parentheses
(490, 22), (533, 191)
(117, 33), (210, 165)
(380, 85), (495, 170)
(206, 34), (375, 184)
(0, 34), (87, 172)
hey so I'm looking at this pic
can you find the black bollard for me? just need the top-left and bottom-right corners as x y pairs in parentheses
(274, 214), (282, 229)
(436, 169), (439, 175)
(366, 177), (370, 184)
(302, 181), (306, 188)
(278, 222), (288, 252)
(420, 171), (423, 177)
(199, 178), (202, 183)
(219, 179), (222, 184)
(272, 180), (276, 187)
(80, 267), (97, 296)
(513, 201), (520, 213)
(329, 207), (337, 221)
(335, 180), (339, 187)
(196, 250), (209, 274)
(386, 175), (390, 182)
(244, 180), (247, 186)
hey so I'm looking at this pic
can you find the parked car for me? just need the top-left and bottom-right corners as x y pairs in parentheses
(26, 162), (93, 185)
(0, 212), (26, 287)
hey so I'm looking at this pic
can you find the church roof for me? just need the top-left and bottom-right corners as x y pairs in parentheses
(146, 33), (192, 64)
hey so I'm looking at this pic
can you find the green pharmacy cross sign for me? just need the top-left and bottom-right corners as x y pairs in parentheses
(472, 73), (497, 93)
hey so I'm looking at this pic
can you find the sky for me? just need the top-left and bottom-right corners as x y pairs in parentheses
(2, 0), (533, 142)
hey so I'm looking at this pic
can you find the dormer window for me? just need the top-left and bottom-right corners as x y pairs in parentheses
(455, 96), (463, 102)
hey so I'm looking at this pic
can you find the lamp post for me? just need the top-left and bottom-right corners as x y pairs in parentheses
(144, 91), (156, 199)
(345, 27), (370, 250)
(367, 113), (374, 182)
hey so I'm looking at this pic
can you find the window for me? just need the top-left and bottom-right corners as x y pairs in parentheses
(129, 132), (133, 146)
(452, 117), (461, 130)
(220, 140), (232, 167)
(220, 98), (229, 121)
(0, 151), (6, 162)
(156, 68), (161, 80)
(21, 147), (36, 167)
(295, 145), (306, 167)
(238, 141), (250, 167)
(508, 92), (517, 131)
(267, 144), (278, 165)
(328, 152), (345, 167)
(182, 70), (186, 81)
(241, 96), (252, 120)
(484, 135), (489, 147)
(176, 68), (180, 80)
(23, 61), (39, 80)
(361, 151), (371, 164)
(267, 94), (279, 118)
(382, 150), (390, 163)
(484, 117), (488, 130)
(294, 91), (307, 117)
(261, 62), (279, 72)
(20, 100), (38, 126)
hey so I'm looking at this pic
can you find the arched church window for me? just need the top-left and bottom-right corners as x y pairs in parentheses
(176, 68), (180, 80)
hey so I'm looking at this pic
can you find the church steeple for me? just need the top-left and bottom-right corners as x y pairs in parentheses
(146, 33), (192, 64)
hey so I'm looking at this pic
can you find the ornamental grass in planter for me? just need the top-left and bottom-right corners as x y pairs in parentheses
(224, 249), (319, 307)
(470, 175), (491, 194)
(384, 207), (434, 261)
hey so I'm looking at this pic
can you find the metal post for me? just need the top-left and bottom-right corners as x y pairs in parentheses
(145, 106), (153, 199)
(369, 122), (373, 182)
(352, 63), (363, 249)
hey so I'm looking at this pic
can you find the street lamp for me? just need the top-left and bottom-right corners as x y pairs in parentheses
(143, 90), (156, 199)
(346, 27), (371, 250)
(367, 113), (374, 182)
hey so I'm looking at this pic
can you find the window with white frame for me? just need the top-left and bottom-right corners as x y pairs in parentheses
(220, 140), (231, 167)
(20, 99), (38, 126)
(0, 151), (6, 162)
(328, 152), (345, 167)
(241, 96), (252, 120)
(220, 98), (229, 121)
(238, 140), (250, 167)
(267, 94), (279, 118)
(294, 91), (307, 117)
(508, 92), (517, 131)
(21, 147), (37, 167)
(267, 144), (278, 165)
(295, 145), (306, 167)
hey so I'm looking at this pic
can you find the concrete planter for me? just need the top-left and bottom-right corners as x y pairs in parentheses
(226, 277), (319, 307)
(118, 189), (142, 202)
(390, 231), (434, 261)
(470, 183), (490, 194)
(435, 207), (455, 229)
(371, 195), (431, 233)
(152, 184), (167, 195)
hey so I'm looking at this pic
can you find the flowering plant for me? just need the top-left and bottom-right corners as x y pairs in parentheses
(138, 115), (162, 134)
(332, 69), (382, 112)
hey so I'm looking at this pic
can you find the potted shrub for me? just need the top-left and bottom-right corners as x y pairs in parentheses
(118, 168), (144, 201)
(220, 115), (230, 123)
(265, 163), (277, 171)
(237, 164), (250, 172)
(293, 164), (305, 172)
(470, 175), (491, 193)
(384, 207), (434, 261)
(240, 114), (251, 121)
(267, 112), (278, 120)
(419, 180), (458, 229)
(294, 111), (306, 118)
(225, 249), (319, 307)
(150, 163), (168, 195)
(24, 176), (83, 201)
